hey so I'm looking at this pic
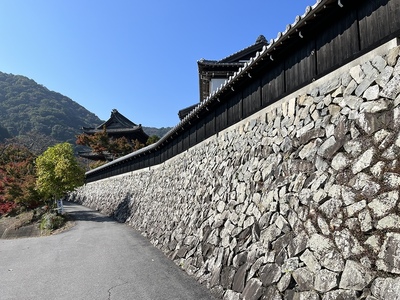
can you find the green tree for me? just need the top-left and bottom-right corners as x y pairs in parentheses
(36, 143), (84, 202)
(146, 135), (160, 145)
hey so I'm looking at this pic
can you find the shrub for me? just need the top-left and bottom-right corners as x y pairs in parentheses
(0, 201), (17, 215)
(39, 212), (66, 231)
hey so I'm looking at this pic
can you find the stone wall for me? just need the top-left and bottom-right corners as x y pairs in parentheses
(69, 40), (400, 299)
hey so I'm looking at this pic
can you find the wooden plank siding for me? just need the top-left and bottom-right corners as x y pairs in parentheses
(182, 129), (190, 150)
(167, 143), (174, 161)
(316, 9), (360, 74)
(215, 102), (228, 132)
(388, 0), (400, 33)
(177, 135), (184, 154)
(155, 149), (161, 165)
(189, 125), (197, 147)
(205, 110), (216, 139)
(242, 80), (262, 119)
(261, 62), (285, 107)
(172, 140), (178, 160)
(227, 92), (243, 127)
(285, 39), (316, 92)
(196, 118), (205, 143)
(85, 0), (400, 183)
(359, 0), (399, 49)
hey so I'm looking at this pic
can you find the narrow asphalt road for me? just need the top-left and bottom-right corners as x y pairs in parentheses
(0, 202), (215, 300)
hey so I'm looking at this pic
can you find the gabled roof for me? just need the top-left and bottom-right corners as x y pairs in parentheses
(82, 109), (149, 143)
(197, 35), (268, 69)
(195, 35), (269, 104)
(178, 103), (197, 120)
(83, 109), (139, 131)
(221, 35), (268, 63)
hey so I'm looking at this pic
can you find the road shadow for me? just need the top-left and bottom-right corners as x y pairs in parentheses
(63, 201), (115, 223)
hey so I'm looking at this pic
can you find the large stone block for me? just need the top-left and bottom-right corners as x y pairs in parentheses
(377, 233), (400, 274)
(259, 263), (281, 287)
(242, 278), (263, 300)
(371, 277), (400, 300)
(314, 269), (338, 292)
(380, 74), (400, 99)
(292, 267), (314, 291)
(339, 260), (375, 290)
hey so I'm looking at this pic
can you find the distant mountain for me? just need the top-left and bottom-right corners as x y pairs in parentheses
(0, 72), (171, 149)
(0, 71), (101, 144)
(143, 126), (172, 138)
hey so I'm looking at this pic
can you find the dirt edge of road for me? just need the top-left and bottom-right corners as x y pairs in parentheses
(0, 211), (76, 239)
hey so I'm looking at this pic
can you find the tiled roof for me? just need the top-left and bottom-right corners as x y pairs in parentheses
(218, 35), (268, 63)
(83, 127), (144, 134)
(198, 35), (268, 67)
(83, 109), (141, 131)
(98, 109), (138, 129)
(197, 60), (245, 68)
(82, 109), (149, 146)
(178, 103), (198, 120)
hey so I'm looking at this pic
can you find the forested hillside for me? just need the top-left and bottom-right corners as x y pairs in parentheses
(0, 124), (11, 142)
(0, 72), (172, 148)
(0, 72), (101, 144)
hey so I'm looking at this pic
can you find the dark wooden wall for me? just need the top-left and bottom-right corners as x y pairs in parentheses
(86, 0), (400, 183)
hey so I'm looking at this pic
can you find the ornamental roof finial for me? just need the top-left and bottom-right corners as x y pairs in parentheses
(256, 35), (267, 44)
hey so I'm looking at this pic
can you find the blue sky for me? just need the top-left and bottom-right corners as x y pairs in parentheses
(0, 0), (316, 128)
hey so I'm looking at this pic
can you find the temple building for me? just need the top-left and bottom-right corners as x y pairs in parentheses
(79, 109), (148, 161)
(178, 35), (268, 120)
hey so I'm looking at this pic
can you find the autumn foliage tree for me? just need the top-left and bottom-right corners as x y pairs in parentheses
(76, 126), (146, 162)
(0, 143), (41, 214)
